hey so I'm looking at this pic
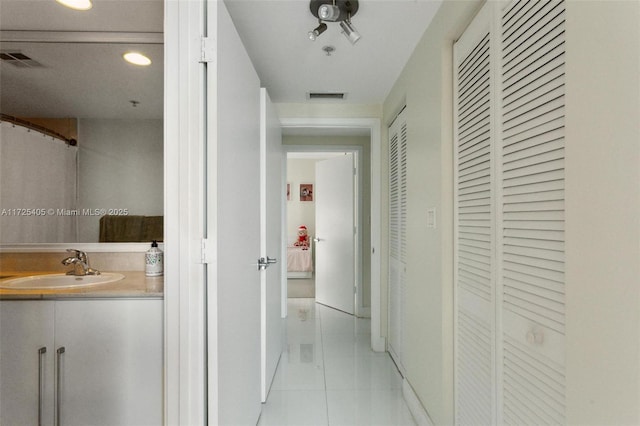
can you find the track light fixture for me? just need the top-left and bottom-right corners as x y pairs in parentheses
(339, 19), (361, 45)
(308, 22), (328, 41)
(318, 4), (340, 21)
(308, 0), (361, 45)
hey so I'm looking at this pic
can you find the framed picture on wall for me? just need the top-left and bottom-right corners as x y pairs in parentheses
(300, 184), (313, 202)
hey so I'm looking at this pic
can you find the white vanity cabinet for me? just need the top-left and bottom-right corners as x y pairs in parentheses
(0, 301), (55, 426)
(0, 299), (163, 426)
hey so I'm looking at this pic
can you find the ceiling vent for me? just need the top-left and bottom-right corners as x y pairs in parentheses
(307, 92), (347, 100)
(0, 52), (44, 68)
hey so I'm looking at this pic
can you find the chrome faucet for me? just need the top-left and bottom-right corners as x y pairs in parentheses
(62, 249), (100, 276)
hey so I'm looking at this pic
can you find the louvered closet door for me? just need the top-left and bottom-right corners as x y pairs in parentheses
(499, 0), (566, 424)
(455, 0), (567, 424)
(453, 3), (495, 425)
(388, 108), (407, 373)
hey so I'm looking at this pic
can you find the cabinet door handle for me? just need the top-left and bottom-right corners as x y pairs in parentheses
(56, 347), (66, 426)
(38, 347), (47, 426)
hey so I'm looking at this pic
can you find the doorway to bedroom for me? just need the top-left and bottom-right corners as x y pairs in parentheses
(283, 127), (371, 317)
(286, 151), (348, 300)
(286, 152), (319, 299)
(280, 118), (383, 347)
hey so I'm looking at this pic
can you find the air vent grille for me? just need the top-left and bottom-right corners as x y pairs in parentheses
(0, 51), (44, 68)
(307, 92), (346, 100)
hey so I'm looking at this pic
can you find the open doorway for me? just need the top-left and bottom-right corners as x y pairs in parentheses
(282, 128), (370, 318)
(280, 118), (384, 352)
(286, 151), (360, 313)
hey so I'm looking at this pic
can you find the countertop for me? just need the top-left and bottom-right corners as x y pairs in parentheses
(0, 271), (163, 300)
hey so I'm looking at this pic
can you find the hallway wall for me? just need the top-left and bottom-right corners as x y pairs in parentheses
(564, 1), (640, 423)
(382, 1), (483, 423)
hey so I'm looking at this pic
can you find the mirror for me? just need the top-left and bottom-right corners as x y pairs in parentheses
(0, 0), (164, 245)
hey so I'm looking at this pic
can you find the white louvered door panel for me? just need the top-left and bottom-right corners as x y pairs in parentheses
(455, 1), (567, 423)
(499, 0), (566, 424)
(388, 109), (407, 373)
(453, 3), (495, 425)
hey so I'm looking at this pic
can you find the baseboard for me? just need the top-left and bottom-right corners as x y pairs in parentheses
(356, 306), (371, 318)
(402, 379), (434, 426)
(287, 271), (313, 279)
(371, 335), (386, 353)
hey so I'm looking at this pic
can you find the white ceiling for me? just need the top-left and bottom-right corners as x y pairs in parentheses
(1, 41), (164, 119)
(225, 0), (442, 104)
(0, 0), (163, 32)
(0, 0), (441, 120)
(0, 0), (163, 119)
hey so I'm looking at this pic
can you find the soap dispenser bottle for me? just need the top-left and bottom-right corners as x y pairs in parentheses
(145, 240), (163, 277)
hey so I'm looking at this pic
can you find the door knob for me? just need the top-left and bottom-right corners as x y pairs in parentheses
(257, 257), (268, 270)
(313, 237), (321, 242)
(257, 257), (277, 270)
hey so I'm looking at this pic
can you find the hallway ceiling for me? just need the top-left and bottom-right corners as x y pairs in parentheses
(225, 0), (442, 104)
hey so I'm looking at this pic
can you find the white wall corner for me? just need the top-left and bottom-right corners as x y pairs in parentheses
(402, 378), (435, 426)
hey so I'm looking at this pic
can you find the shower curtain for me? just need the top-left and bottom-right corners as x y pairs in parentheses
(0, 121), (78, 243)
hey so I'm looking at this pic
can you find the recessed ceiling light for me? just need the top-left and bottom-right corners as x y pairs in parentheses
(56, 0), (93, 11)
(123, 52), (152, 66)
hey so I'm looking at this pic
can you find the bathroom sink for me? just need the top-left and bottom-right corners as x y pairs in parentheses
(0, 273), (125, 289)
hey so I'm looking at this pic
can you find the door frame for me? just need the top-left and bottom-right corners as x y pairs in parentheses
(280, 117), (384, 352)
(285, 147), (362, 316)
(164, 0), (207, 424)
(260, 88), (284, 403)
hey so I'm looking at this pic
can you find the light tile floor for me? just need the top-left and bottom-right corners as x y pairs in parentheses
(258, 298), (416, 426)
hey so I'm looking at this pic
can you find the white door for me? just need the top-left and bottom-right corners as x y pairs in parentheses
(207, 1), (262, 424)
(315, 154), (355, 315)
(454, 1), (567, 423)
(260, 88), (283, 402)
(388, 109), (407, 374)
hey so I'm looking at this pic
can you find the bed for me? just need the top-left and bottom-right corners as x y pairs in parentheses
(287, 245), (313, 279)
